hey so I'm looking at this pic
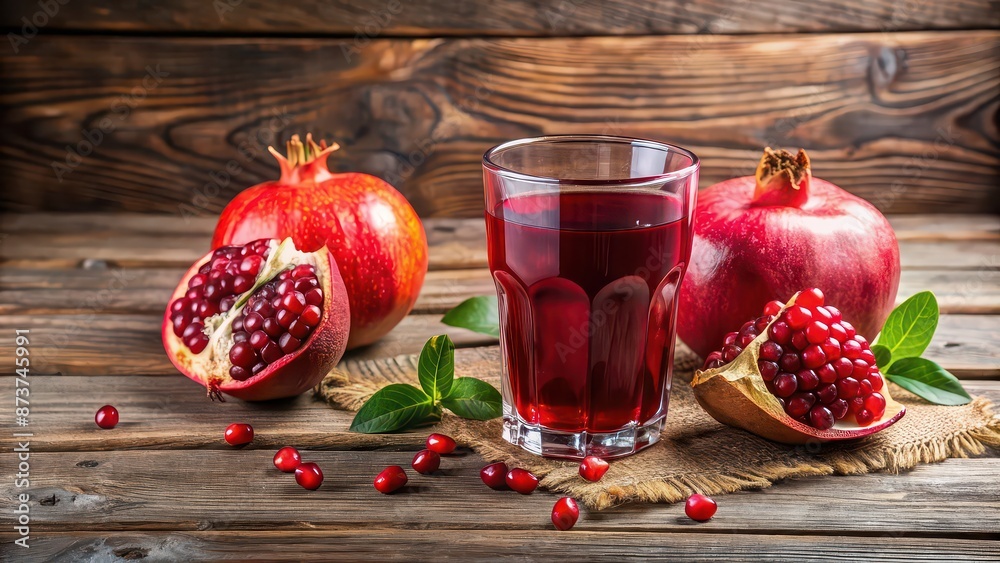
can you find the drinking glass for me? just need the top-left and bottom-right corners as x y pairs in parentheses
(482, 135), (699, 458)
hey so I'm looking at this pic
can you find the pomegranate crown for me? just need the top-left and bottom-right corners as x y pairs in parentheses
(752, 147), (812, 208)
(267, 133), (341, 182)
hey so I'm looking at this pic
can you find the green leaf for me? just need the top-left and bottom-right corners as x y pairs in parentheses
(349, 384), (435, 433)
(441, 295), (500, 338)
(885, 357), (972, 406)
(441, 377), (502, 420)
(418, 334), (455, 401)
(871, 344), (892, 369)
(875, 291), (938, 369)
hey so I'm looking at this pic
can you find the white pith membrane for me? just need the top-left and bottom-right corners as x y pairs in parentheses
(692, 291), (904, 439)
(176, 238), (322, 388)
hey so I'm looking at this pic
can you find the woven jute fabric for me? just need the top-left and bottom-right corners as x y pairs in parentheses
(318, 345), (1000, 510)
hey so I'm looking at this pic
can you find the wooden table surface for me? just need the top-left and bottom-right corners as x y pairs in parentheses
(1, 213), (998, 561)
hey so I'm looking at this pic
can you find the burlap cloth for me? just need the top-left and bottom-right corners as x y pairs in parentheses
(318, 345), (1000, 510)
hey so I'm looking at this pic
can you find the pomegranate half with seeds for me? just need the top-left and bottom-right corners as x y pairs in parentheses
(162, 238), (350, 401)
(692, 288), (904, 444)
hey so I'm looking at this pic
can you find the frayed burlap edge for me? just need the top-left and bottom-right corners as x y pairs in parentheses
(317, 348), (1000, 510)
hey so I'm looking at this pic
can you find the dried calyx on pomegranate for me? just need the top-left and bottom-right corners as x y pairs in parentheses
(692, 288), (905, 444)
(162, 238), (349, 401)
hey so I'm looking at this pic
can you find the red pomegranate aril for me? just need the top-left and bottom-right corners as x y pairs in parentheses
(816, 383), (837, 404)
(412, 449), (441, 474)
(552, 497), (580, 531)
(579, 456), (610, 482)
(816, 364), (837, 384)
(231, 330), (248, 344)
(859, 379), (873, 395)
(262, 318), (283, 338)
(723, 333), (738, 347)
(229, 366), (251, 381)
(848, 396), (865, 415)
(261, 341), (283, 364)
(276, 308), (296, 329)
(838, 377), (860, 399)
(855, 408), (875, 426)
(841, 321), (857, 338)
(805, 321), (829, 344)
(786, 393), (816, 418)
(757, 360), (779, 382)
(273, 446), (302, 472)
(506, 468), (539, 494)
(801, 345), (826, 369)
(829, 322), (848, 342)
(768, 321), (792, 345)
(791, 331), (809, 351)
(281, 278), (300, 295)
(287, 320), (311, 340)
(860, 349), (876, 366)
(796, 369), (819, 391)
(868, 372), (884, 391)
(829, 398), (849, 420)
(852, 359), (870, 379)
(243, 312), (264, 333)
(809, 405), (835, 430)
(426, 433), (457, 454)
(821, 337), (841, 361)
(685, 493), (718, 522)
(291, 264), (314, 279)
(773, 372), (798, 398)
(229, 342), (256, 369)
(722, 345), (741, 363)
(480, 462), (509, 490)
(278, 333), (301, 354)
(779, 353), (801, 373)
(295, 462), (324, 490)
(186, 335), (209, 354)
(251, 362), (267, 375)
(763, 300), (784, 316)
(374, 465), (408, 494)
(304, 287), (324, 306)
(759, 341), (782, 362)
(833, 357), (854, 378)
(865, 392), (887, 417)
(295, 277), (318, 292)
(796, 287), (825, 308)
(785, 306), (812, 330)
(250, 330), (270, 350)
(224, 423), (254, 446)
(281, 292), (307, 315)
(95, 405), (119, 429)
(842, 339), (862, 359)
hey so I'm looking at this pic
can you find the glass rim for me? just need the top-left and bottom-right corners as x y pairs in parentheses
(482, 134), (700, 186)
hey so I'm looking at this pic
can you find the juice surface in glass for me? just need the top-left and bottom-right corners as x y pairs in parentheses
(483, 136), (699, 459)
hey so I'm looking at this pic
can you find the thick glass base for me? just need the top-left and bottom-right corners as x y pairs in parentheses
(502, 412), (666, 460)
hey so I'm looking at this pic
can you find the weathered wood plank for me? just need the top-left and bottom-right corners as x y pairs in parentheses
(1, 449), (997, 536)
(3, 0), (998, 35)
(9, 530), (1000, 562)
(2, 33), (997, 215)
(0, 313), (993, 377)
(1, 376), (996, 453)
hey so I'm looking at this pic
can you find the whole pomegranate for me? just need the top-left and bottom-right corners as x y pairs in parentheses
(162, 238), (350, 401)
(678, 148), (900, 358)
(212, 134), (428, 349)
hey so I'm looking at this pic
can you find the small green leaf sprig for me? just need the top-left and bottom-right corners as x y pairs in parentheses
(350, 334), (502, 433)
(872, 291), (971, 405)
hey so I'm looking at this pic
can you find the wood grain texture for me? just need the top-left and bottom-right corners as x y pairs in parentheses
(1, 374), (996, 453)
(9, 531), (1000, 562)
(1, 451), (998, 535)
(3, 0), (999, 35)
(1, 33), (998, 215)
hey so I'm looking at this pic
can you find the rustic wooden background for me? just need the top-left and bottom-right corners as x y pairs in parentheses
(1, 1), (998, 217)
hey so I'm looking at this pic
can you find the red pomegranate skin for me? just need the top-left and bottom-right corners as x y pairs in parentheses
(212, 136), (428, 349)
(678, 153), (900, 359)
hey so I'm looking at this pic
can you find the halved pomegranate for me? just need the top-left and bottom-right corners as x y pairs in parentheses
(692, 288), (905, 444)
(162, 238), (350, 401)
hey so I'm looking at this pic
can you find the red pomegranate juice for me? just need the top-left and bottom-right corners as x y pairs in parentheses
(486, 191), (690, 434)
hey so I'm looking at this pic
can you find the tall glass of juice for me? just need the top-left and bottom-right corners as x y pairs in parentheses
(483, 135), (699, 459)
